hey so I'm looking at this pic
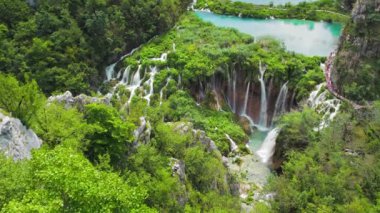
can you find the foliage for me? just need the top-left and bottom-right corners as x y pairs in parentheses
(31, 103), (88, 148)
(83, 103), (135, 169)
(332, 0), (380, 102)
(0, 73), (45, 126)
(267, 102), (380, 212)
(195, 0), (349, 23)
(0, 0), (191, 95)
(0, 146), (153, 212)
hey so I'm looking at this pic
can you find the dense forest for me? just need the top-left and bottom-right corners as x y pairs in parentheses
(0, 0), (379, 212)
(0, 0), (191, 95)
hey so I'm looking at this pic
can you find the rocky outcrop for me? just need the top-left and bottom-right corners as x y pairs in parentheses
(0, 112), (42, 160)
(172, 122), (218, 153)
(133, 117), (151, 145)
(48, 91), (112, 110)
(171, 158), (186, 182)
(332, 0), (380, 101)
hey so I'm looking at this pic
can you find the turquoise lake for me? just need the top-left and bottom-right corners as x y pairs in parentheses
(195, 11), (343, 56)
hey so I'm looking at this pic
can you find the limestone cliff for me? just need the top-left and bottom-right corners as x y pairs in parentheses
(332, 0), (380, 102)
(0, 112), (42, 160)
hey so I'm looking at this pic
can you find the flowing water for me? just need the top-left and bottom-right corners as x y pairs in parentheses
(271, 82), (288, 127)
(258, 62), (268, 128)
(256, 128), (280, 164)
(195, 11), (342, 56)
(241, 81), (251, 115)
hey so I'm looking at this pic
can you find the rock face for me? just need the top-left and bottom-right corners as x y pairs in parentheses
(172, 122), (218, 153)
(191, 66), (295, 127)
(133, 117), (151, 145)
(0, 112), (42, 160)
(48, 91), (112, 110)
(332, 0), (380, 101)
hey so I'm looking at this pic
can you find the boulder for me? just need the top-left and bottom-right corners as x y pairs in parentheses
(0, 112), (42, 160)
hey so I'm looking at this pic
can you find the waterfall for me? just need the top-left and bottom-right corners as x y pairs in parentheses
(225, 134), (239, 152)
(152, 53), (168, 62)
(121, 66), (131, 84)
(232, 68), (237, 113)
(144, 66), (158, 106)
(188, 0), (197, 10)
(197, 81), (206, 104)
(160, 77), (171, 106)
(307, 83), (341, 130)
(271, 82), (288, 126)
(307, 83), (324, 108)
(241, 81), (251, 115)
(127, 65), (143, 104)
(256, 128), (280, 164)
(258, 61), (268, 128)
(105, 63), (117, 81)
(105, 47), (140, 82)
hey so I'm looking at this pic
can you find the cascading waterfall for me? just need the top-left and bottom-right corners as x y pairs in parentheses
(106, 63), (117, 81)
(225, 134), (239, 152)
(152, 53), (168, 61)
(105, 50), (170, 108)
(307, 83), (324, 108)
(188, 0), (197, 10)
(144, 66), (158, 106)
(241, 81), (251, 116)
(105, 47), (140, 81)
(271, 82), (288, 127)
(127, 65), (143, 104)
(256, 128), (280, 164)
(160, 77), (171, 106)
(121, 66), (131, 84)
(307, 83), (341, 130)
(258, 61), (268, 128)
(232, 68), (237, 113)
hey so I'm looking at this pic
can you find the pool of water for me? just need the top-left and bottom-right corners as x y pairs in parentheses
(232, 0), (315, 6)
(195, 11), (343, 56)
(249, 130), (269, 151)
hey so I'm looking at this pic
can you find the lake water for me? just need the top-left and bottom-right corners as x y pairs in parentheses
(232, 0), (315, 6)
(195, 11), (342, 56)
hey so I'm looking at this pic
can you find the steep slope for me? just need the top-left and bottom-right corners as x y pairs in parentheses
(331, 0), (380, 102)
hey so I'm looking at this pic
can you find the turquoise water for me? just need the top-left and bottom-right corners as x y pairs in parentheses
(232, 0), (315, 5)
(195, 11), (342, 56)
(249, 130), (269, 151)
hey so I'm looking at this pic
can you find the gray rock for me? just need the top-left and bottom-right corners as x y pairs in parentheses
(171, 158), (186, 182)
(48, 91), (112, 110)
(0, 112), (42, 160)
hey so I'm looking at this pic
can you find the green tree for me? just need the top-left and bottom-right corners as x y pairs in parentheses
(0, 74), (45, 126)
(83, 104), (135, 169)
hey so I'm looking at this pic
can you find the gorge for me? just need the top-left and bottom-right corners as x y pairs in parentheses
(0, 0), (379, 212)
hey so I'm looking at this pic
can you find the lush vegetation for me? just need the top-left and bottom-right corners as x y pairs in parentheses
(0, 0), (379, 212)
(0, 72), (242, 212)
(264, 102), (380, 212)
(0, 0), (191, 95)
(113, 14), (325, 103)
(195, 0), (350, 22)
(332, 0), (380, 102)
